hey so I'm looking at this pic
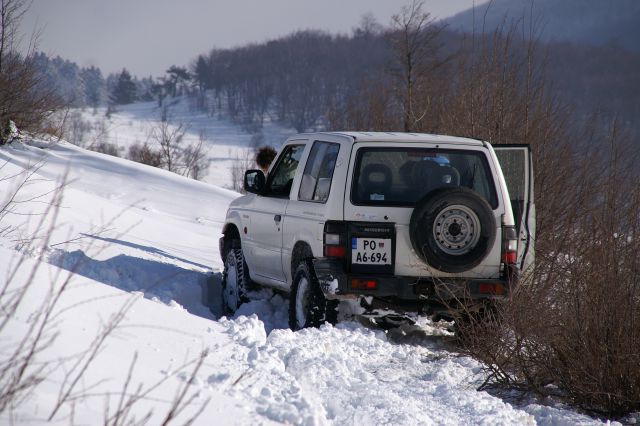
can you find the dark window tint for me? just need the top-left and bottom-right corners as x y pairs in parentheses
(351, 147), (498, 208)
(298, 141), (340, 203)
(494, 149), (525, 202)
(265, 144), (305, 198)
(495, 148), (527, 228)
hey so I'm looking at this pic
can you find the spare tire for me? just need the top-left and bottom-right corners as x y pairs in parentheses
(409, 187), (496, 273)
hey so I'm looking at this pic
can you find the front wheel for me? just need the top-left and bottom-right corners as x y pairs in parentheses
(221, 247), (251, 315)
(289, 260), (338, 331)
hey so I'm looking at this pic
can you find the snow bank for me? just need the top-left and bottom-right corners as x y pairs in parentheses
(0, 133), (610, 425)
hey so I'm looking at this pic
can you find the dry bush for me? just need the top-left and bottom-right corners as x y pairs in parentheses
(63, 110), (92, 147)
(90, 141), (120, 157)
(147, 113), (208, 180)
(0, 0), (65, 144)
(326, 4), (639, 416)
(182, 130), (209, 180)
(458, 124), (640, 418)
(230, 148), (254, 193)
(128, 142), (163, 167)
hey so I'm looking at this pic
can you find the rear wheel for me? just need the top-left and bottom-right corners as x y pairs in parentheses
(289, 259), (338, 331)
(221, 247), (251, 315)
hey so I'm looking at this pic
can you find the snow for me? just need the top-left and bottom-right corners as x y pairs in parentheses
(74, 99), (294, 189)
(0, 112), (613, 424)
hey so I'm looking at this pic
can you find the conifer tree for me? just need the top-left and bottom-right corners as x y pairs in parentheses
(110, 68), (137, 105)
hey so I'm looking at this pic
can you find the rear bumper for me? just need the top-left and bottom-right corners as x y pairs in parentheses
(312, 257), (517, 302)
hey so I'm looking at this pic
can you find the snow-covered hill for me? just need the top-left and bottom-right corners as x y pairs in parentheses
(72, 99), (295, 189)
(0, 134), (609, 424)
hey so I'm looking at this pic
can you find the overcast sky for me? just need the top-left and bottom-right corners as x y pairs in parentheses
(21, 0), (478, 77)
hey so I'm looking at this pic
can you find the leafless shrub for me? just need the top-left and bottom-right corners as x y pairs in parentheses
(63, 110), (92, 147)
(0, 0), (65, 144)
(0, 165), (68, 412)
(182, 130), (209, 180)
(0, 157), (209, 423)
(230, 148), (254, 193)
(147, 113), (208, 180)
(151, 119), (187, 173)
(90, 141), (120, 157)
(128, 142), (163, 167)
(102, 350), (210, 426)
(458, 122), (640, 418)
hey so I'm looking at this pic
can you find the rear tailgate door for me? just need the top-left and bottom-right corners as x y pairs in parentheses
(494, 145), (535, 271)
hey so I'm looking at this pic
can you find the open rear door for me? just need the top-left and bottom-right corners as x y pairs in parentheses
(494, 145), (535, 272)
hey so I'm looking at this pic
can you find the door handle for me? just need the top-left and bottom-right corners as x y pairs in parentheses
(274, 214), (282, 223)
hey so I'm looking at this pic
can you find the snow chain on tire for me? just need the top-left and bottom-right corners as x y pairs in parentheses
(221, 247), (251, 315)
(289, 259), (338, 331)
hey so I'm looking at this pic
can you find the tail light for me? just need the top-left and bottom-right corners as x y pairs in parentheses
(351, 278), (377, 289)
(324, 221), (347, 258)
(501, 226), (518, 265)
(478, 282), (505, 295)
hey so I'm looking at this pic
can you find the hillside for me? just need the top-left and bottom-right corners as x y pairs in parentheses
(0, 129), (607, 423)
(445, 0), (640, 52)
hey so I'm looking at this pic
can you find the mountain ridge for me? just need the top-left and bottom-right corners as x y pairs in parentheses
(444, 0), (640, 52)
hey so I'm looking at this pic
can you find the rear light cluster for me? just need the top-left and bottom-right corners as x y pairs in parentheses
(501, 225), (518, 265)
(478, 282), (505, 295)
(351, 278), (377, 290)
(324, 221), (347, 258)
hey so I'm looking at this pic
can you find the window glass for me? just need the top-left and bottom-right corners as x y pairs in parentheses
(495, 148), (527, 228)
(351, 147), (498, 208)
(299, 141), (340, 202)
(494, 149), (525, 201)
(265, 144), (305, 198)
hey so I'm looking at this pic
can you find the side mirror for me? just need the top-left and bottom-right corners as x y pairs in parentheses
(244, 169), (266, 194)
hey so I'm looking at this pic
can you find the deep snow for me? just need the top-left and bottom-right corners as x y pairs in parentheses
(0, 109), (615, 425)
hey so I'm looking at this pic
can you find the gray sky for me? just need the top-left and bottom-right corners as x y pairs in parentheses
(21, 0), (477, 77)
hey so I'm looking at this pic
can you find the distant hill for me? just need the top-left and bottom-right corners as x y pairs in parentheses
(444, 0), (640, 52)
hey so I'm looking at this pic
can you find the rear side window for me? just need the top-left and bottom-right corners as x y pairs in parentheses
(298, 141), (340, 203)
(351, 147), (498, 208)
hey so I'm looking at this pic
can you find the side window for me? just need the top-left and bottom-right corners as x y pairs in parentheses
(264, 144), (305, 198)
(298, 141), (340, 203)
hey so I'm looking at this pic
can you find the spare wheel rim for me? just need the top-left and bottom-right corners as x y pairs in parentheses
(433, 204), (481, 256)
(295, 276), (310, 328)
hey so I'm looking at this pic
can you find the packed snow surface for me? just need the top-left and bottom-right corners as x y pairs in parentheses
(0, 116), (611, 424)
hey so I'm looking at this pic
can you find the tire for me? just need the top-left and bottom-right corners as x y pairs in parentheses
(289, 259), (338, 331)
(409, 187), (496, 273)
(221, 247), (251, 315)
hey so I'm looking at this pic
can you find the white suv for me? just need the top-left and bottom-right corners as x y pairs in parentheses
(215, 132), (535, 330)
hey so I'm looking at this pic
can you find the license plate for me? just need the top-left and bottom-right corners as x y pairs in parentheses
(351, 237), (391, 265)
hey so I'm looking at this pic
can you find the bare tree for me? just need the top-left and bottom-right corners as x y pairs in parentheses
(0, 0), (63, 143)
(147, 110), (208, 180)
(230, 148), (254, 193)
(150, 115), (187, 174)
(386, 0), (449, 132)
(181, 130), (208, 180)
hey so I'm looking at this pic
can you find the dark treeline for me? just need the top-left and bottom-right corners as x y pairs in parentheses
(188, 23), (639, 136)
(190, 25), (390, 132)
(30, 53), (158, 110)
(30, 15), (639, 137)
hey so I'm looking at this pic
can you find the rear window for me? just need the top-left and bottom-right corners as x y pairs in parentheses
(351, 147), (498, 208)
